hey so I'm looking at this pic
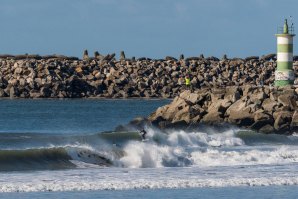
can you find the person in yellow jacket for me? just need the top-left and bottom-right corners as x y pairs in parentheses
(185, 75), (192, 91)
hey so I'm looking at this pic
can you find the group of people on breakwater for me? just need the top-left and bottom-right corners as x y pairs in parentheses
(0, 51), (297, 98)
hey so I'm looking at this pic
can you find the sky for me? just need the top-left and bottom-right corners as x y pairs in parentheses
(0, 0), (297, 59)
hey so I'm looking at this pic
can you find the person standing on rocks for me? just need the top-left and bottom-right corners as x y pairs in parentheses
(185, 75), (192, 92)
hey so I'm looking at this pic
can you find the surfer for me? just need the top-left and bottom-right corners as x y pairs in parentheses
(139, 129), (147, 140)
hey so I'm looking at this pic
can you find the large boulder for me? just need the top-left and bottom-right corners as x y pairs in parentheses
(262, 98), (278, 113)
(273, 111), (293, 132)
(180, 90), (206, 105)
(277, 92), (297, 110)
(225, 98), (255, 126)
(250, 110), (274, 132)
(225, 87), (240, 102)
(202, 110), (223, 123)
(67, 76), (93, 97)
(249, 89), (267, 103)
(172, 105), (191, 123)
(202, 98), (232, 123)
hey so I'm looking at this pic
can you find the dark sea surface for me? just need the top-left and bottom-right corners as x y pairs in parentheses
(0, 99), (169, 134)
(1, 99), (298, 199)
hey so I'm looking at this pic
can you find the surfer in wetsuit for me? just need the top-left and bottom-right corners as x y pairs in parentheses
(139, 129), (147, 140)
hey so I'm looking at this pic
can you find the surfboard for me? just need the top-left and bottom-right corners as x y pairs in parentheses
(76, 149), (112, 166)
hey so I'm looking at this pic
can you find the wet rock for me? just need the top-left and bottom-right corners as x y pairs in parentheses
(273, 111), (292, 132)
(259, 124), (275, 134)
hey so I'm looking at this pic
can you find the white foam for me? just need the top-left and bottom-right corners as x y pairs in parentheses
(292, 132), (298, 137)
(1, 174), (298, 192)
(9, 129), (296, 169)
(2, 127), (298, 193)
(119, 141), (188, 168)
(117, 128), (244, 168)
(164, 129), (244, 147)
(191, 146), (298, 167)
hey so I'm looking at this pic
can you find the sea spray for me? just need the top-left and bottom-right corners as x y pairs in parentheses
(190, 146), (298, 167)
(2, 128), (298, 171)
(2, 128), (298, 192)
(118, 127), (244, 168)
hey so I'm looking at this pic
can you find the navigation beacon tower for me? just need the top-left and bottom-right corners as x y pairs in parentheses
(275, 19), (295, 86)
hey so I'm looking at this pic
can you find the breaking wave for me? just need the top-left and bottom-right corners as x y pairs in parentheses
(1, 127), (298, 171)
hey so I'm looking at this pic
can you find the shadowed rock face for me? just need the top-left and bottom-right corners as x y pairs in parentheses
(0, 53), (297, 98)
(148, 86), (298, 134)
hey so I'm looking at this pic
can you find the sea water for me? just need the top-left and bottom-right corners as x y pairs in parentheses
(1, 99), (298, 198)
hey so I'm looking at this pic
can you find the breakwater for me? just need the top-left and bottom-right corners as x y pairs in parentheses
(148, 86), (298, 134)
(0, 53), (297, 98)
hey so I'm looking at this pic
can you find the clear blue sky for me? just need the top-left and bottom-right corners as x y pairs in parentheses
(0, 0), (297, 59)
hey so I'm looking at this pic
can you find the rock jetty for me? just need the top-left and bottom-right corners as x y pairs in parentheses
(148, 86), (298, 134)
(0, 52), (298, 98)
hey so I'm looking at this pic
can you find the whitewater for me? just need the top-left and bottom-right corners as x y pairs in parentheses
(1, 128), (298, 192)
(1, 99), (298, 198)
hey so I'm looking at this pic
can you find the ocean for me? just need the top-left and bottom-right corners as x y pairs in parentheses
(1, 99), (298, 198)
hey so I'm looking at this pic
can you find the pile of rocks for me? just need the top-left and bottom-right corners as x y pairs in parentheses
(0, 52), (298, 98)
(148, 85), (298, 134)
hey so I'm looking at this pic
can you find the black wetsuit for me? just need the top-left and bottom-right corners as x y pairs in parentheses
(140, 129), (147, 140)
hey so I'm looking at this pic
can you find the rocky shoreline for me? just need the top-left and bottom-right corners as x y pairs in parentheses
(2, 52), (298, 134)
(147, 86), (298, 134)
(1, 52), (298, 98)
